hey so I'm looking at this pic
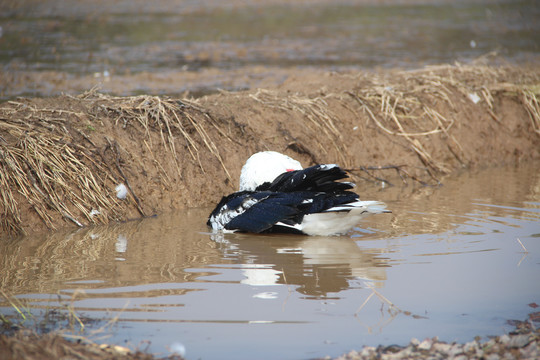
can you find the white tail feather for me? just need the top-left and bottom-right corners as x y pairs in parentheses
(300, 201), (390, 236)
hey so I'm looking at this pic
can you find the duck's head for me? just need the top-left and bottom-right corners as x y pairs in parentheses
(239, 151), (303, 191)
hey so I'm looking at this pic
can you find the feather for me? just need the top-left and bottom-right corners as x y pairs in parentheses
(208, 152), (390, 235)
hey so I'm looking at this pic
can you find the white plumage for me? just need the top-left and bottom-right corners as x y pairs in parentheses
(239, 151), (302, 191)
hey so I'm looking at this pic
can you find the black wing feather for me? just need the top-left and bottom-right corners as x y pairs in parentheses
(208, 164), (361, 234)
(225, 194), (300, 233)
(208, 191), (306, 233)
(256, 164), (353, 193)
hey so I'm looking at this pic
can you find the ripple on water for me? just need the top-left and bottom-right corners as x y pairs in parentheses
(1, 164), (539, 359)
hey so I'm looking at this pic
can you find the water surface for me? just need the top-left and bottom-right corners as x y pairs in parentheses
(1, 164), (539, 359)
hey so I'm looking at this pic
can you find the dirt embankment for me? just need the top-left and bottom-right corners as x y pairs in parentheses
(1, 63), (539, 237)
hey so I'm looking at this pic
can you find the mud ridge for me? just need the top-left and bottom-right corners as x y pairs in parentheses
(0, 63), (539, 236)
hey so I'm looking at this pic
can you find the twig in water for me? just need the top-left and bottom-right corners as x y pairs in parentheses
(355, 291), (375, 316)
(366, 284), (401, 314)
(1, 290), (32, 322)
(516, 238), (528, 253)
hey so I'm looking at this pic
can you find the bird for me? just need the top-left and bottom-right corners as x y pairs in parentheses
(207, 151), (390, 236)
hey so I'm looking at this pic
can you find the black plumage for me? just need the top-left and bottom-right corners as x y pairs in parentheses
(207, 165), (359, 234)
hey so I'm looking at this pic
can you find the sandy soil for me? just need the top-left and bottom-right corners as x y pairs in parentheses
(0, 62), (539, 237)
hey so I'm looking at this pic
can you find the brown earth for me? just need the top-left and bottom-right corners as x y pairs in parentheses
(0, 329), (183, 360)
(1, 63), (539, 237)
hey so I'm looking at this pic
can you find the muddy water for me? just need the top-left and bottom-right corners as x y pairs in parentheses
(1, 0), (539, 98)
(1, 164), (539, 359)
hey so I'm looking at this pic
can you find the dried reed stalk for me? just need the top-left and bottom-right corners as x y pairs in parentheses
(0, 116), (122, 235)
(249, 89), (352, 166)
(92, 93), (232, 183)
(1, 91), (235, 234)
(521, 89), (540, 135)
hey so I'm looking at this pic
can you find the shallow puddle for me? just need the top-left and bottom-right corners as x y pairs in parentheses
(1, 164), (539, 359)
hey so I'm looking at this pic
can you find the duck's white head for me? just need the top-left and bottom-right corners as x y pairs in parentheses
(239, 151), (303, 191)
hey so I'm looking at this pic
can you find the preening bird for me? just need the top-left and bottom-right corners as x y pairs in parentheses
(207, 151), (390, 236)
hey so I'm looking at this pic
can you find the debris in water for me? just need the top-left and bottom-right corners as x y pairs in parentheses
(115, 234), (128, 253)
(170, 342), (186, 357)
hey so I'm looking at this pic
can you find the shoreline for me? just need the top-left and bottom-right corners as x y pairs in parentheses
(1, 63), (539, 237)
(1, 312), (538, 359)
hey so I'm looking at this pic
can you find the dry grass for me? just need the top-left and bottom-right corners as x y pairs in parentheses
(247, 64), (537, 187)
(247, 67), (506, 185)
(249, 89), (353, 167)
(0, 110), (122, 234)
(0, 329), (183, 360)
(346, 70), (464, 176)
(0, 289), (181, 360)
(79, 90), (232, 182)
(0, 90), (232, 235)
(248, 80), (459, 185)
(343, 64), (539, 184)
(521, 89), (540, 135)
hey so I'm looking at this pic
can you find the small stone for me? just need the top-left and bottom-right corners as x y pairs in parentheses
(380, 353), (397, 360)
(344, 350), (358, 359)
(502, 352), (516, 360)
(485, 354), (500, 360)
(383, 345), (403, 354)
(360, 346), (376, 357)
(508, 334), (531, 348)
(448, 344), (464, 357)
(464, 340), (478, 353)
(498, 334), (511, 345)
(433, 342), (452, 354)
(484, 339), (497, 350)
(396, 346), (413, 357)
(418, 339), (432, 350)
(410, 338), (420, 346)
(520, 341), (538, 358)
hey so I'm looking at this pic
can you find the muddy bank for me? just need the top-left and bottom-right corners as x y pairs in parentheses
(1, 312), (538, 360)
(0, 63), (539, 236)
(0, 329), (182, 360)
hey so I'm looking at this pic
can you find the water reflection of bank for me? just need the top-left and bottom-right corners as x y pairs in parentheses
(1, 164), (539, 360)
(1, 163), (538, 303)
(1, 212), (207, 291)
(0, 210), (390, 300)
